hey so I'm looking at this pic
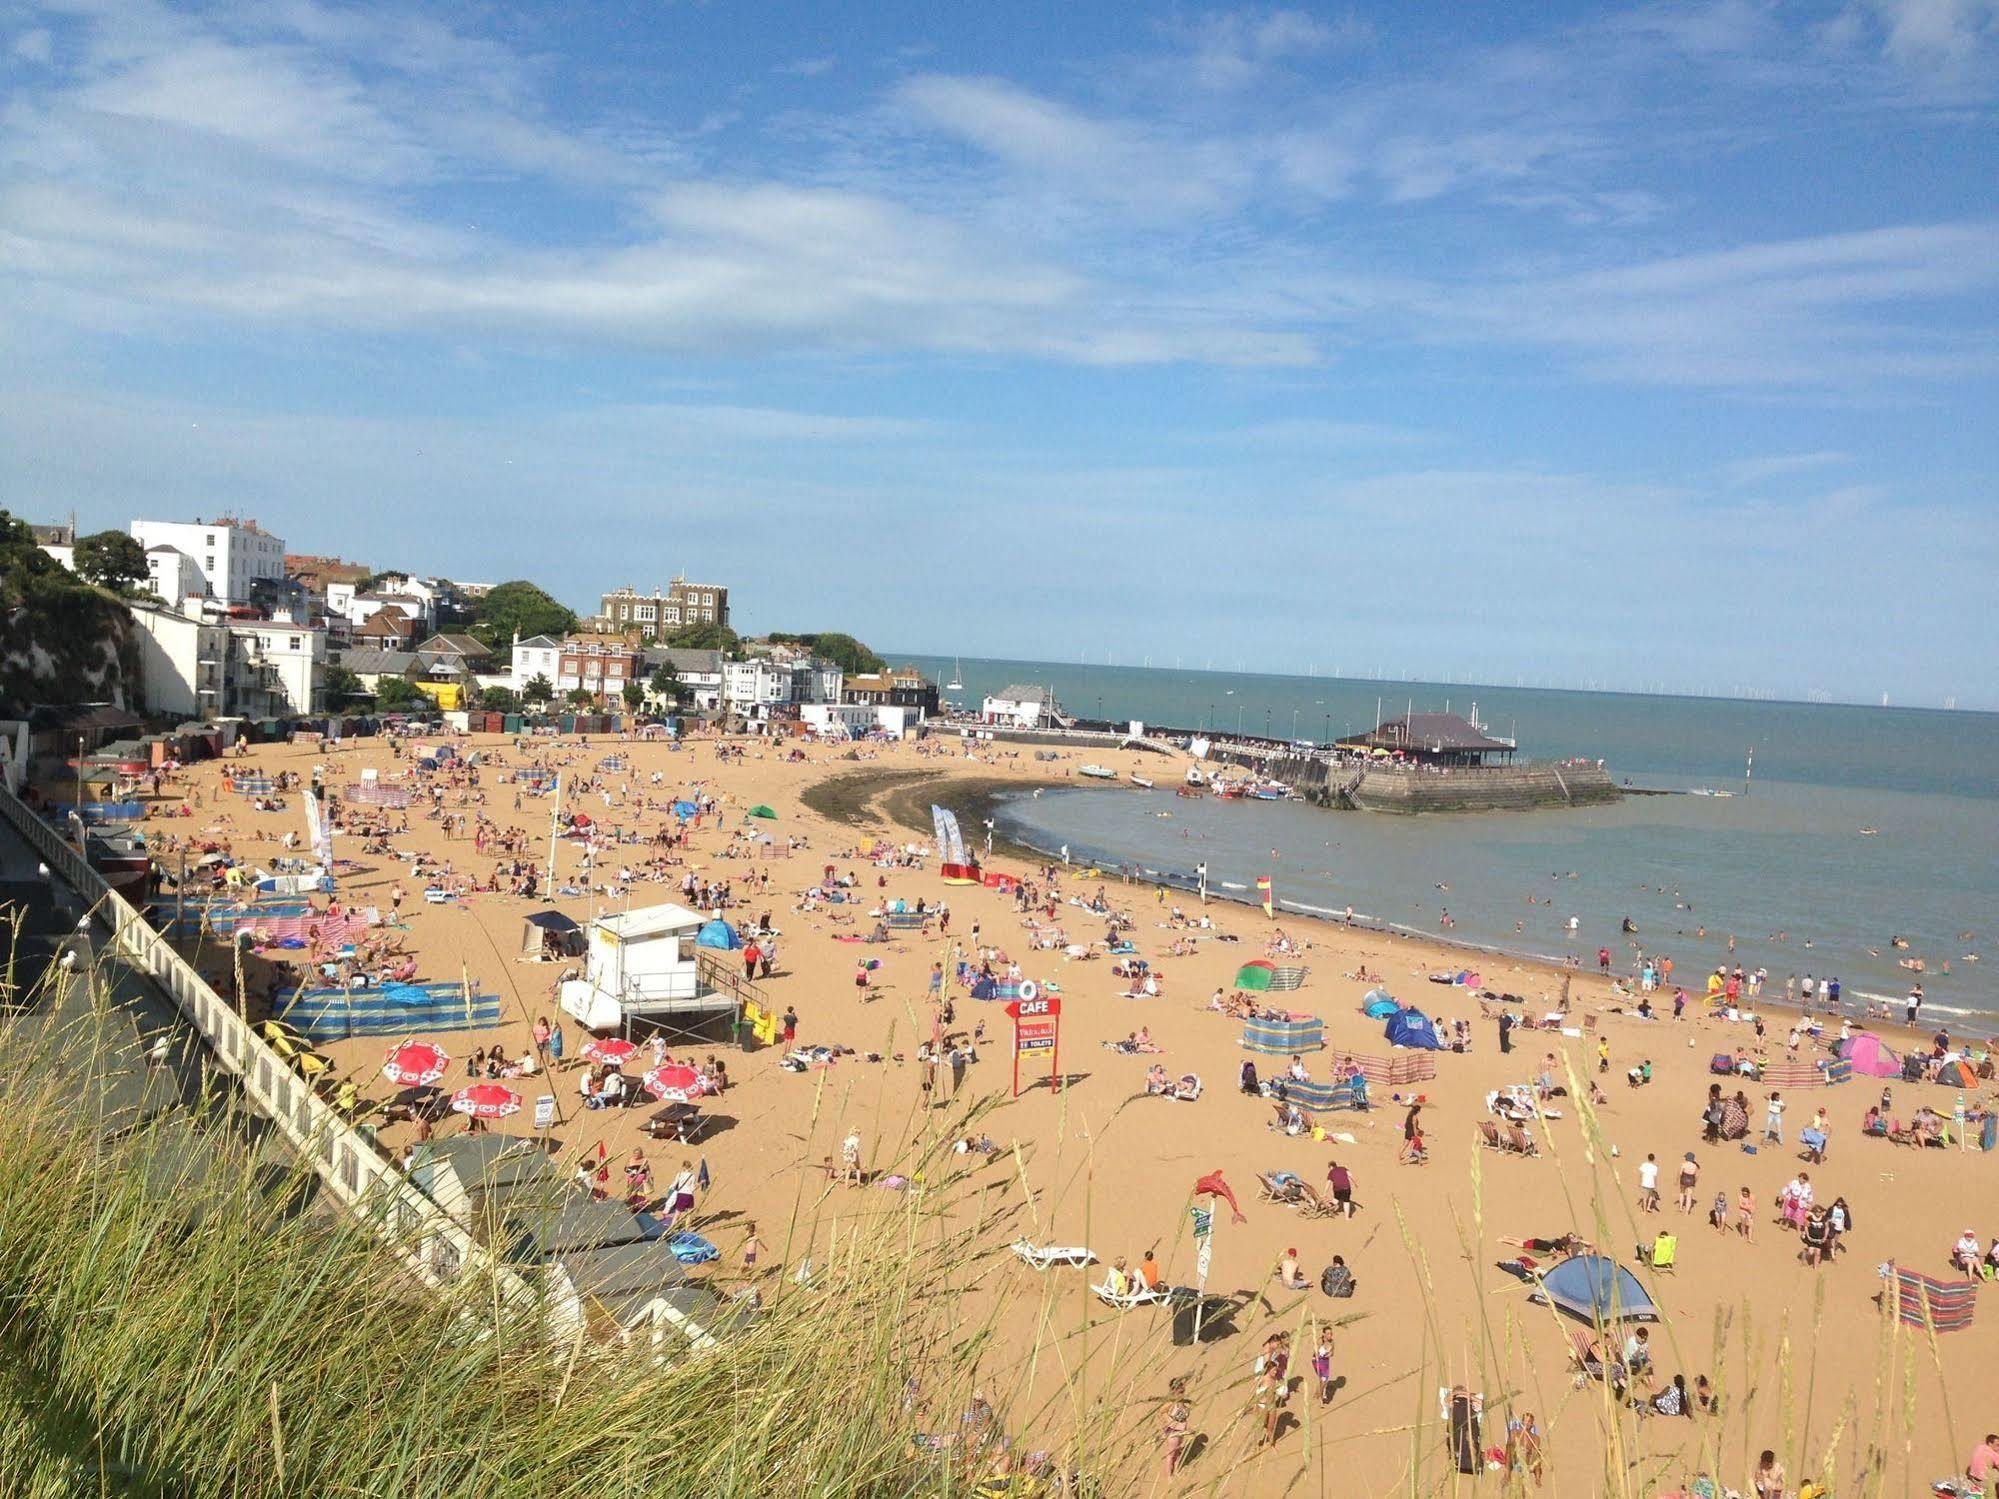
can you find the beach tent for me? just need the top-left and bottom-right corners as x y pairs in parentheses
(1838, 1034), (1902, 1078)
(1531, 1255), (1659, 1323)
(521, 910), (582, 959)
(747, 805), (777, 819)
(672, 800), (698, 819)
(1240, 1015), (1325, 1054)
(1935, 1059), (1976, 1088)
(1363, 991), (1401, 1020)
(1235, 961), (1275, 992)
(1384, 1008), (1443, 1050)
(695, 919), (741, 951)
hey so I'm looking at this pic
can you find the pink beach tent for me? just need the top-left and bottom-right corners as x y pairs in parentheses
(1837, 1033), (1902, 1078)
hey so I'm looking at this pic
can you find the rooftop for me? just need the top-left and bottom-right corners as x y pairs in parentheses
(990, 683), (1055, 705)
(1338, 712), (1516, 754)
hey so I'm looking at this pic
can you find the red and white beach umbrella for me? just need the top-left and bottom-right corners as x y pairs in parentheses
(382, 1040), (450, 1087)
(643, 1064), (702, 1102)
(582, 1037), (640, 1067)
(450, 1083), (522, 1120)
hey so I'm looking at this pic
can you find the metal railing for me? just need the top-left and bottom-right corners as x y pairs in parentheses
(0, 782), (538, 1316)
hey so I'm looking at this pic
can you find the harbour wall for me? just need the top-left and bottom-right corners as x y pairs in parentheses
(1199, 746), (1620, 813)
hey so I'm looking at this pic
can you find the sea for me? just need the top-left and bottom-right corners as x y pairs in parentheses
(895, 656), (1999, 1023)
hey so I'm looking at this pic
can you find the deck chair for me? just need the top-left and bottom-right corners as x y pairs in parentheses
(1011, 1240), (1094, 1270)
(1640, 1233), (1678, 1274)
(1294, 1184), (1342, 1219)
(1479, 1120), (1505, 1150)
(1256, 1171), (1305, 1205)
(1507, 1123), (1540, 1157)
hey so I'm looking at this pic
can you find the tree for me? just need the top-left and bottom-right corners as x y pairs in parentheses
(471, 580), (577, 648)
(658, 621), (737, 653)
(649, 661), (683, 704)
(565, 687), (594, 706)
(621, 680), (645, 710)
(375, 676), (425, 709)
(479, 685), (521, 712)
(323, 665), (364, 704)
(762, 631), (884, 675)
(73, 530), (149, 592)
(522, 672), (554, 706)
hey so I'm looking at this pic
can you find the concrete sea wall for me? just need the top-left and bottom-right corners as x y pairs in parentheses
(1346, 761), (1620, 813)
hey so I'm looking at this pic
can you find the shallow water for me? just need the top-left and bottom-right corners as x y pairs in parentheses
(928, 658), (1999, 1021)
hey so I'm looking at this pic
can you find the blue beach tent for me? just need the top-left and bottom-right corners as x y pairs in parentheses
(1531, 1255), (1659, 1323)
(1362, 989), (1401, 1020)
(1383, 1007), (1443, 1049)
(695, 919), (740, 950)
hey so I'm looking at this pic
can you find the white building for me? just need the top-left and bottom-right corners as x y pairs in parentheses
(223, 619), (324, 717)
(509, 634), (562, 695)
(557, 902), (731, 1031)
(981, 683), (1059, 729)
(130, 518), (286, 607)
(127, 604), (227, 718)
(327, 584), (433, 633)
(723, 658), (793, 712)
(798, 703), (918, 739)
(142, 546), (207, 609)
(641, 647), (724, 710)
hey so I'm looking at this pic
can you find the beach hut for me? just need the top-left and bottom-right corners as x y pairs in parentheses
(1838, 1034), (1902, 1078)
(1235, 961), (1276, 992)
(1530, 1255), (1659, 1324)
(695, 919), (740, 951)
(1384, 1008), (1443, 1050)
(1240, 1015), (1326, 1054)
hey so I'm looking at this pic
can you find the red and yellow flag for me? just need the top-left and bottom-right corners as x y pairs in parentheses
(1256, 875), (1274, 918)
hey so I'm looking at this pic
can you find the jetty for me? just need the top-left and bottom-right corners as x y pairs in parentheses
(1203, 709), (1620, 814)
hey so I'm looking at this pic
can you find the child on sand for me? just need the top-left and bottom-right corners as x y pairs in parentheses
(1710, 1191), (1730, 1232)
(1736, 1187), (1756, 1241)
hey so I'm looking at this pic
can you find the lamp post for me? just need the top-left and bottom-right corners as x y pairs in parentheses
(74, 734), (86, 852)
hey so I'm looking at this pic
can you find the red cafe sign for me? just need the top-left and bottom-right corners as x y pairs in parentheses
(1004, 993), (1061, 1096)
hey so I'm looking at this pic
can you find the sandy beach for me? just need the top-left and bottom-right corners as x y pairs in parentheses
(133, 728), (1999, 1495)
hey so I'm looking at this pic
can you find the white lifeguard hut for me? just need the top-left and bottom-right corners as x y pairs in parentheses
(558, 902), (734, 1034)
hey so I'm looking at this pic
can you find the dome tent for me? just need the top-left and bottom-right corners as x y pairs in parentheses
(1384, 1007), (1443, 1050)
(695, 919), (741, 950)
(1530, 1255), (1659, 1323)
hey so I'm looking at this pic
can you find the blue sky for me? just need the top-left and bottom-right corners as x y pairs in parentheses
(3, 0), (1996, 705)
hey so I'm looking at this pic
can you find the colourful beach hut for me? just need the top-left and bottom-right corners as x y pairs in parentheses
(1240, 1015), (1326, 1054)
(1531, 1255), (1659, 1324)
(1838, 1033), (1902, 1078)
(1384, 1008), (1443, 1050)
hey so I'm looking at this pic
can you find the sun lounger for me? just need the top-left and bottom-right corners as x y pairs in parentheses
(1172, 1073), (1202, 1102)
(1011, 1240), (1095, 1270)
(1092, 1278), (1171, 1309)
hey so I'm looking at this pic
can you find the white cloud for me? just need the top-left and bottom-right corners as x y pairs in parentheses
(777, 54), (836, 77)
(1720, 451), (1854, 486)
(11, 26), (54, 62)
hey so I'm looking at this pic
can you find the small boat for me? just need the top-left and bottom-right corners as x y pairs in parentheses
(1128, 774), (1154, 789)
(1860, 828), (1878, 836)
(1079, 765), (1116, 780)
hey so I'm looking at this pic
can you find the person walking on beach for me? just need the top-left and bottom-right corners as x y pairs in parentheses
(1907, 985), (1923, 1026)
(1678, 1152), (1700, 1213)
(782, 1006), (798, 1044)
(1737, 1186), (1756, 1241)
(1312, 1330), (1335, 1404)
(1638, 1153), (1661, 1213)
(1161, 1379), (1191, 1477)
(1764, 1092), (1786, 1143)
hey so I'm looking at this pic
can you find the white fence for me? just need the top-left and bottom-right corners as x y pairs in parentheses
(0, 783), (537, 1313)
